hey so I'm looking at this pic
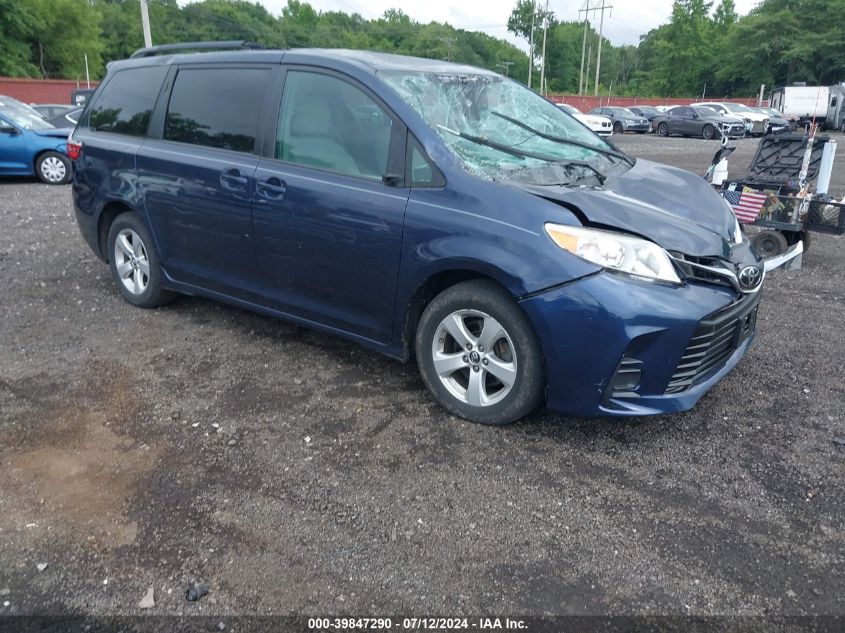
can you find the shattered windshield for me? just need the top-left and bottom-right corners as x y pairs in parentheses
(380, 71), (629, 185)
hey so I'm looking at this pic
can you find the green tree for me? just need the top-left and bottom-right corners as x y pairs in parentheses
(0, 0), (41, 76)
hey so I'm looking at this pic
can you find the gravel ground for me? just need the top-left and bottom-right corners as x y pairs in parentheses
(0, 134), (843, 620)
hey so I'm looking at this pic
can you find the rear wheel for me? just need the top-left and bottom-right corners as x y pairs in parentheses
(35, 151), (71, 185)
(657, 122), (669, 137)
(702, 124), (716, 140)
(415, 280), (545, 425)
(107, 212), (176, 308)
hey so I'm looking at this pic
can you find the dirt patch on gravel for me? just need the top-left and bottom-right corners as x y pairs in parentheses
(0, 368), (158, 549)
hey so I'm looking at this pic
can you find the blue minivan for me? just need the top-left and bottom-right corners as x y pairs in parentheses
(71, 43), (775, 425)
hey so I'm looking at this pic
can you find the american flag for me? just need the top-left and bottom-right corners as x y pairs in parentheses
(722, 189), (768, 224)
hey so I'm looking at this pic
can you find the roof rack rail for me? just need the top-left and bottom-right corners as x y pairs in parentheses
(129, 40), (264, 59)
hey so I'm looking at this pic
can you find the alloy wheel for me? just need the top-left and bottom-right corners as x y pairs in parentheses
(113, 229), (150, 295)
(431, 309), (517, 407)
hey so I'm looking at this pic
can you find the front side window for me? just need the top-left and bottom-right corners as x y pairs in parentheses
(164, 67), (269, 153)
(382, 70), (627, 185)
(275, 71), (395, 180)
(89, 66), (167, 136)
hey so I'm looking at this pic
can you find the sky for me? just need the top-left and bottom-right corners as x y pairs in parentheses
(212, 0), (762, 47)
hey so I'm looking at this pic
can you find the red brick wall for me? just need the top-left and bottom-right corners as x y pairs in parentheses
(0, 77), (98, 104)
(547, 94), (764, 110)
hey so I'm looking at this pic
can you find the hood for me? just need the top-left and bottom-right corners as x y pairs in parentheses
(712, 113), (744, 124)
(517, 159), (735, 258)
(576, 114), (610, 125)
(32, 127), (72, 139)
(697, 112), (736, 124)
(735, 111), (767, 122)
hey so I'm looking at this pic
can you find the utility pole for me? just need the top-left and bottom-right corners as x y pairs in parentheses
(140, 0), (152, 48)
(585, 42), (592, 95)
(578, 1), (592, 95)
(527, 2), (536, 89)
(539, 0), (550, 96)
(496, 61), (514, 76)
(593, 1), (612, 96)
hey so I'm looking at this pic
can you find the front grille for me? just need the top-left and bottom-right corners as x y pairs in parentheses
(670, 254), (740, 292)
(665, 296), (759, 394)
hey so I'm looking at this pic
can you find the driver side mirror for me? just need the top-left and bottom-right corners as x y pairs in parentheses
(0, 125), (19, 135)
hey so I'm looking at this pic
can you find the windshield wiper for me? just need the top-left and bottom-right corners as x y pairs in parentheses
(436, 124), (606, 184)
(491, 111), (635, 167)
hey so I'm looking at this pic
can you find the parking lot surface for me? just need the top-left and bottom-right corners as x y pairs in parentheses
(1, 134), (843, 617)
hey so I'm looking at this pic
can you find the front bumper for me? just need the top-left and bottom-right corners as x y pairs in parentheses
(721, 122), (746, 138)
(520, 272), (757, 417)
(624, 121), (649, 132)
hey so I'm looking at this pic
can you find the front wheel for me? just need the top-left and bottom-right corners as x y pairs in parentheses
(613, 121), (623, 134)
(415, 280), (545, 425)
(657, 122), (669, 137)
(702, 124), (716, 140)
(35, 151), (72, 184)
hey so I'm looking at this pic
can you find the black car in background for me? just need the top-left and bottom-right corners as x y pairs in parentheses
(31, 104), (76, 120)
(652, 105), (746, 139)
(629, 106), (661, 131)
(45, 106), (83, 128)
(588, 106), (649, 134)
(752, 107), (792, 133)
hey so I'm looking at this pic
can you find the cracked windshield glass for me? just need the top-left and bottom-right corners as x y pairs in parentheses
(381, 71), (631, 185)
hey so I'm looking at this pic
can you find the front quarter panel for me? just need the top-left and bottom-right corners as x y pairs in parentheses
(393, 171), (601, 344)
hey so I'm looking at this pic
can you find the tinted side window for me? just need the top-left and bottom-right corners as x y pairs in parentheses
(164, 67), (268, 153)
(276, 71), (394, 180)
(88, 66), (167, 136)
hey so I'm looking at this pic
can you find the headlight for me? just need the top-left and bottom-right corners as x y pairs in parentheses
(545, 224), (681, 284)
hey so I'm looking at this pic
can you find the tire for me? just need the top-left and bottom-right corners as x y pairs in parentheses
(702, 124), (716, 140)
(107, 212), (176, 308)
(415, 280), (545, 425)
(35, 151), (72, 185)
(751, 230), (788, 259)
(657, 122), (669, 137)
(613, 121), (623, 134)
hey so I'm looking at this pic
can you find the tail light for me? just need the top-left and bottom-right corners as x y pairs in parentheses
(67, 136), (82, 161)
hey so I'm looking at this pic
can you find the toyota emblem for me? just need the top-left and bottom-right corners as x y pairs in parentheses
(738, 265), (763, 290)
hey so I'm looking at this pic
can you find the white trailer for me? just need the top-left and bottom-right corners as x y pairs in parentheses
(826, 84), (845, 132)
(770, 85), (830, 125)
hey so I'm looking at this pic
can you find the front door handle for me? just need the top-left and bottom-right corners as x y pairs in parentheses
(221, 168), (248, 190)
(256, 177), (287, 199)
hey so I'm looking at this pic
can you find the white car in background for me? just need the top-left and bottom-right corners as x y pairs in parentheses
(556, 103), (613, 136)
(697, 101), (769, 135)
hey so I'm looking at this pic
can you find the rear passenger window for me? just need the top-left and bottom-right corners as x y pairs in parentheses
(88, 66), (167, 136)
(164, 67), (269, 153)
(276, 71), (395, 180)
